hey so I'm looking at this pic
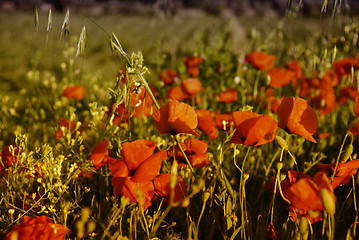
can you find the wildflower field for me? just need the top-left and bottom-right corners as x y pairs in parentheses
(1, 8), (359, 240)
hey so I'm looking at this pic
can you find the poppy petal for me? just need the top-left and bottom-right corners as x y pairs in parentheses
(131, 150), (167, 182)
(122, 139), (157, 171)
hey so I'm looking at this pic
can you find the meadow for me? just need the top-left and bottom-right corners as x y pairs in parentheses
(0, 9), (359, 240)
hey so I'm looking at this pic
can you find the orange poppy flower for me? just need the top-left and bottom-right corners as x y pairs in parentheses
(277, 97), (318, 143)
(117, 68), (130, 84)
(153, 173), (186, 204)
(354, 95), (359, 118)
(285, 59), (304, 81)
(55, 117), (77, 140)
(333, 58), (359, 79)
(181, 78), (204, 96)
(4, 215), (69, 240)
(338, 85), (358, 104)
(159, 69), (180, 86)
(89, 141), (116, 169)
(1, 145), (21, 169)
(153, 100), (198, 135)
(183, 56), (203, 77)
(322, 69), (339, 87)
(309, 86), (336, 116)
(282, 172), (335, 212)
(168, 138), (210, 168)
(267, 68), (295, 89)
(214, 112), (234, 130)
(215, 88), (238, 103)
(317, 158), (359, 189)
(62, 85), (86, 100)
(167, 86), (190, 101)
(131, 86), (156, 118)
(108, 87), (156, 123)
(245, 51), (276, 70)
(111, 176), (155, 210)
(109, 139), (167, 182)
(109, 139), (167, 210)
(196, 109), (218, 141)
(230, 111), (278, 146)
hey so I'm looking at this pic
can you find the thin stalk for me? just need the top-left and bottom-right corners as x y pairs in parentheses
(352, 177), (358, 239)
(331, 133), (353, 182)
(195, 198), (207, 240)
(238, 147), (251, 240)
(174, 135), (195, 173)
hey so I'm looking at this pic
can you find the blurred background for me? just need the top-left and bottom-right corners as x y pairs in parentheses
(0, 0), (357, 17)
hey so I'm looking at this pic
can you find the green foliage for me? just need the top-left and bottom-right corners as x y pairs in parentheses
(1, 10), (359, 240)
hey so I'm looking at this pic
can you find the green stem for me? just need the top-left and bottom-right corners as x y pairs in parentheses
(174, 135), (195, 173)
(331, 133), (352, 182)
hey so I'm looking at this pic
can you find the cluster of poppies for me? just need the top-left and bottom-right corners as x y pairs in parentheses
(4, 48), (359, 239)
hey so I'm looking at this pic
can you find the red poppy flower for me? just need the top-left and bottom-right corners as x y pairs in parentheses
(62, 85), (86, 100)
(183, 56), (203, 77)
(168, 138), (210, 168)
(1, 145), (21, 169)
(333, 58), (359, 79)
(55, 117), (77, 140)
(181, 78), (204, 96)
(108, 87), (156, 123)
(109, 139), (167, 210)
(285, 59), (304, 81)
(317, 159), (359, 189)
(309, 86), (336, 116)
(277, 97), (318, 143)
(212, 112), (232, 130)
(215, 88), (238, 103)
(117, 68), (130, 84)
(131, 86), (156, 118)
(111, 176), (155, 210)
(110, 139), (166, 182)
(338, 85), (358, 104)
(89, 141), (116, 169)
(159, 69), (180, 86)
(267, 68), (295, 89)
(322, 69), (339, 87)
(282, 172), (335, 212)
(153, 100), (198, 135)
(196, 109), (218, 141)
(230, 111), (278, 146)
(153, 173), (186, 204)
(245, 51), (276, 70)
(167, 86), (190, 101)
(4, 215), (69, 240)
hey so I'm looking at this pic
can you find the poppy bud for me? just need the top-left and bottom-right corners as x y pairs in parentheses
(320, 188), (336, 216)
(341, 144), (353, 163)
(276, 162), (283, 172)
(182, 197), (190, 208)
(203, 191), (210, 202)
(275, 136), (288, 150)
(243, 173), (250, 181)
(299, 217), (309, 240)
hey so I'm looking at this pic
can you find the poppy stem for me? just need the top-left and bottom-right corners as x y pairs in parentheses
(352, 177), (358, 239)
(174, 136), (195, 174)
(331, 132), (352, 182)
